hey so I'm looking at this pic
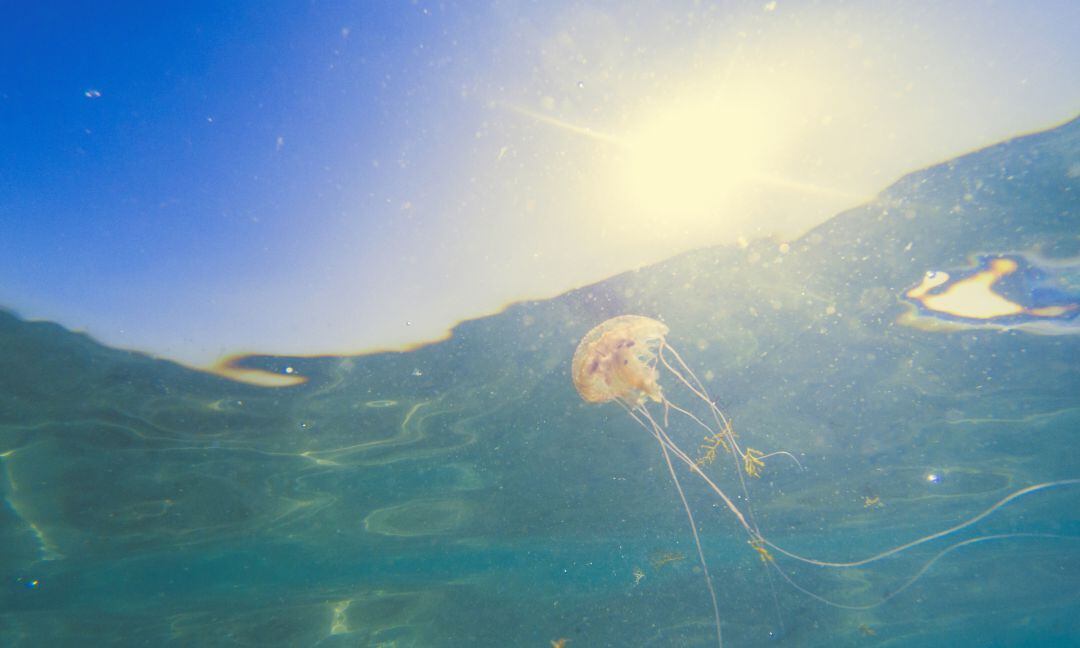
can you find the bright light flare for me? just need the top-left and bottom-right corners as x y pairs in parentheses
(619, 91), (791, 217)
(594, 75), (818, 244)
(507, 44), (884, 255)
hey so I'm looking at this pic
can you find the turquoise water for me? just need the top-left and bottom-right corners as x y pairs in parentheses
(1, 118), (1078, 646)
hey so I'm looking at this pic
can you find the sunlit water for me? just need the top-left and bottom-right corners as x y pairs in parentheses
(1, 119), (1077, 646)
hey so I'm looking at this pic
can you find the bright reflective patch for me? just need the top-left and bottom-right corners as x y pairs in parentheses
(900, 254), (1080, 334)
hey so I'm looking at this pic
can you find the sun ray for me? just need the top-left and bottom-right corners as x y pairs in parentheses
(504, 103), (625, 147)
(506, 95), (867, 218)
(748, 173), (869, 201)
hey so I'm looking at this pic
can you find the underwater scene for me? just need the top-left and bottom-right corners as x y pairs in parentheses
(1, 113), (1078, 647)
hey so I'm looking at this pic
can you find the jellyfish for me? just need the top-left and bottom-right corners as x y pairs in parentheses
(573, 315), (792, 647)
(572, 315), (1079, 648)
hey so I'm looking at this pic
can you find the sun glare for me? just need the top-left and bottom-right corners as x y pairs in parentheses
(624, 98), (778, 210)
(602, 79), (807, 239)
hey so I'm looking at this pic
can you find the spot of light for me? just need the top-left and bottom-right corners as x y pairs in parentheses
(620, 97), (771, 214)
(504, 44), (878, 254)
(593, 66), (870, 243)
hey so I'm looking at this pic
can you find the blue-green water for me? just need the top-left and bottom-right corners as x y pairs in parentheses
(1, 118), (1078, 646)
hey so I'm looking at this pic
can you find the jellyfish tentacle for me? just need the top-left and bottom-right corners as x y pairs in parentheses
(646, 396), (1080, 604)
(662, 398), (724, 438)
(656, 347), (757, 492)
(656, 341), (1080, 571)
(766, 533), (1077, 610)
(655, 437), (724, 648)
(644, 347), (1080, 613)
(657, 346), (738, 445)
(575, 316), (1079, 634)
(761, 478), (1080, 568)
(754, 450), (804, 470)
(658, 346), (770, 479)
(636, 406), (758, 537)
(626, 403), (724, 648)
(640, 399), (1080, 611)
(657, 345), (771, 538)
(659, 343), (735, 435)
(663, 352), (778, 481)
(661, 343), (793, 477)
(659, 339), (1080, 570)
(639, 403), (788, 635)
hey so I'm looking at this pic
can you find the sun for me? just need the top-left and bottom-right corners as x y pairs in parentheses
(611, 83), (797, 228)
(505, 63), (865, 253)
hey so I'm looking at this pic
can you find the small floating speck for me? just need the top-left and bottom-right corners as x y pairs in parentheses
(84, 89), (101, 98)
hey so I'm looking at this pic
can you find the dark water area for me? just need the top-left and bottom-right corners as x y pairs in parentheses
(1, 118), (1078, 646)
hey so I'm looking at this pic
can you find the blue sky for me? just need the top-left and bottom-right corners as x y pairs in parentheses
(1, 1), (1077, 375)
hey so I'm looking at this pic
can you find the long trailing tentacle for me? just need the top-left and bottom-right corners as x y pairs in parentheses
(658, 342), (1080, 571)
(659, 344), (803, 473)
(624, 400), (1080, 615)
(626, 344), (1079, 617)
(761, 478), (1080, 568)
(766, 533), (1078, 610)
(635, 406), (757, 535)
(656, 345), (761, 523)
(657, 345), (744, 456)
(624, 402), (724, 648)
(657, 342), (789, 631)
(659, 407), (1080, 575)
(661, 397), (720, 438)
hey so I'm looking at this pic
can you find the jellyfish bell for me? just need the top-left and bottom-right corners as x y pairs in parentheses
(571, 315), (768, 494)
(571, 315), (669, 406)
